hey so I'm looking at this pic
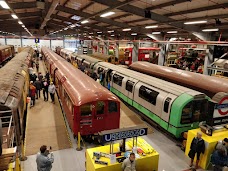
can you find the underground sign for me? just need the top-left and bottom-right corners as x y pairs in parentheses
(212, 96), (228, 125)
(213, 96), (228, 118)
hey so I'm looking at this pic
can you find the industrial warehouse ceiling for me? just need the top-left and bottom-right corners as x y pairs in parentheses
(0, 0), (228, 40)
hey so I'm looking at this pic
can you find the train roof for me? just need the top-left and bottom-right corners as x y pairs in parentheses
(0, 45), (11, 50)
(60, 49), (73, 54)
(96, 62), (205, 97)
(92, 52), (113, 60)
(0, 48), (32, 110)
(43, 48), (119, 106)
(130, 61), (228, 98)
(76, 54), (101, 64)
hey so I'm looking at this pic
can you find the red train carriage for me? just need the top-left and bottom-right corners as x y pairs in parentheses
(0, 45), (15, 66)
(42, 47), (120, 136)
(55, 46), (62, 55)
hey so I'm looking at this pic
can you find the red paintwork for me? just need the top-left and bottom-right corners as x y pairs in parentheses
(42, 47), (120, 136)
(0, 45), (15, 65)
(138, 47), (160, 62)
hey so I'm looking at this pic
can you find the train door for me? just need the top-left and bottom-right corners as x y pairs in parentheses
(106, 68), (113, 87)
(112, 72), (125, 97)
(160, 94), (176, 130)
(124, 78), (138, 105)
(79, 103), (95, 135)
(53, 68), (58, 85)
(103, 68), (111, 88)
(94, 101), (106, 132)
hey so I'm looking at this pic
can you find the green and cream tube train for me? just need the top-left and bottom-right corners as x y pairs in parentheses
(93, 62), (209, 138)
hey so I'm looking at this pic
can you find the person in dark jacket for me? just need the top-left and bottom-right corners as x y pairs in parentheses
(34, 78), (42, 99)
(211, 148), (228, 171)
(36, 145), (54, 171)
(38, 72), (43, 81)
(79, 63), (85, 72)
(31, 72), (37, 82)
(42, 79), (49, 101)
(45, 71), (50, 82)
(36, 61), (39, 72)
(188, 132), (205, 169)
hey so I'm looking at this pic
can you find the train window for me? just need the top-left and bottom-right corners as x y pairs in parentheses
(126, 80), (134, 92)
(96, 101), (105, 115)
(98, 67), (104, 74)
(139, 86), (159, 105)
(108, 101), (118, 113)
(163, 97), (172, 113)
(181, 102), (193, 124)
(80, 104), (92, 116)
(180, 100), (206, 124)
(113, 74), (124, 86)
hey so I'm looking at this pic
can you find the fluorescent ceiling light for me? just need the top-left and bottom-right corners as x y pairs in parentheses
(184, 20), (207, 25)
(97, 31), (102, 34)
(123, 28), (131, 31)
(100, 11), (115, 17)
(11, 14), (18, 19)
(131, 33), (137, 36)
(167, 31), (177, 34)
(152, 32), (161, 35)
(64, 28), (68, 30)
(202, 28), (219, 32)
(70, 25), (76, 28)
(111, 35), (115, 37)
(81, 20), (89, 24)
(0, 1), (10, 9)
(18, 21), (23, 25)
(89, 33), (93, 34)
(108, 30), (114, 33)
(22, 25), (25, 28)
(145, 25), (158, 29)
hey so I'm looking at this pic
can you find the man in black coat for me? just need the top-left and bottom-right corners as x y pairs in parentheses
(42, 78), (49, 101)
(188, 132), (205, 169)
(34, 78), (42, 99)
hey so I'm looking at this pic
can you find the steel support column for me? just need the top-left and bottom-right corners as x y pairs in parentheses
(115, 42), (119, 59)
(132, 42), (139, 62)
(103, 41), (109, 55)
(204, 46), (214, 75)
(158, 44), (166, 66)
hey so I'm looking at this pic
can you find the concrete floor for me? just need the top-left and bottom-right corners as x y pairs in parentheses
(22, 60), (208, 171)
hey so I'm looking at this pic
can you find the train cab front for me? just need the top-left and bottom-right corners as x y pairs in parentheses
(77, 100), (120, 138)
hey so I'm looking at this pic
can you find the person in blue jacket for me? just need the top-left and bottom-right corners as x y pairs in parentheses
(36, 145), (54, 171)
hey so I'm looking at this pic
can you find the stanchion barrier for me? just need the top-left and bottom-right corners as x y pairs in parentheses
(20, 140), (27, 161)
(76, 132), (83, 151)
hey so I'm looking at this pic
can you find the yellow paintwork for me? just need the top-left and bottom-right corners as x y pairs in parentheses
(86, 138), (159, 171)
(7, 158), (21, 171)
(185, 128), (228, 169)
